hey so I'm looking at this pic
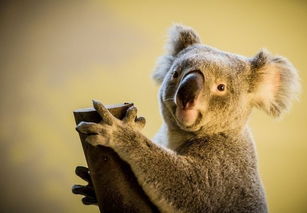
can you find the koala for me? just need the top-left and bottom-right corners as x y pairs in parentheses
(73, 25), (299, 212)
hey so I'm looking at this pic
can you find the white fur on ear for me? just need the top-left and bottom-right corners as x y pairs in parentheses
(152, 24), (201, 84)
(250, 49), (300, 117)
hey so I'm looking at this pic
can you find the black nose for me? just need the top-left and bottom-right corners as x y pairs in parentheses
(176, 71), (204, 109)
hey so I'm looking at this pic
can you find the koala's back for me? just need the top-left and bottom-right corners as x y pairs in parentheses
(174, 130), (267, 213)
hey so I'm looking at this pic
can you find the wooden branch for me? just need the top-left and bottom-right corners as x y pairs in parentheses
(73, 103), (158, 213)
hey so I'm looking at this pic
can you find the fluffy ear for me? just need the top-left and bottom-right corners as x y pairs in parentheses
(152, 24), (201, 84)
(249, 49), (300, 117)
(166, 24), (201, 56)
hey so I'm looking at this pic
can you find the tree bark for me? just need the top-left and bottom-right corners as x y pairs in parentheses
(73, 103), (158, 213)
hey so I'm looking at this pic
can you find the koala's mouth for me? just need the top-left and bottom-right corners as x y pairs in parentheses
(164, 98), (203, 132)
(175, 107), (199, 126)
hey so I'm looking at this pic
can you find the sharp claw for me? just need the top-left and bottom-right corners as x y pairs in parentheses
(82, 197), (98, 205)
(72, 184), (96, 197)
(76, 121), (89, 133)
(92, 99), (101, 108)
(75, 166), (91, 182)
(135, 116), (146, 129)
(76, 121), (102, 134)
(72, 185), (83, 194)
(124, 106), (138, 123)
(75, 125), (82, 133)
(136, 116), (146, 123)
(75, 122), (85, 133)
(75, 166), (89, 174)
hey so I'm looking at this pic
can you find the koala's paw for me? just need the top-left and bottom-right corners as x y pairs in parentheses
(76, 100), (145, 147)
(72, 166), (98, 206)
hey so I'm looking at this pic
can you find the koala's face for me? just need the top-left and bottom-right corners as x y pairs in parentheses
(154, 25), (299, 134)
(160, 46), (251, 132)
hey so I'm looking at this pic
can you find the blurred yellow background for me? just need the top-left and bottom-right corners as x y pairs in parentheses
(0, 0), (306, 212)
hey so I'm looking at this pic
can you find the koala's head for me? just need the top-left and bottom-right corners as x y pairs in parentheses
(153, 24), (299, 134)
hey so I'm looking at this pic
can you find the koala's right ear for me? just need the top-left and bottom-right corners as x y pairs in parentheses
(152, 24), (201, 84)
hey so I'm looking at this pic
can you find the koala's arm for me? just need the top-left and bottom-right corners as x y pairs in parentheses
(76, 100), (199, 212)
(114, 130), (196, 211)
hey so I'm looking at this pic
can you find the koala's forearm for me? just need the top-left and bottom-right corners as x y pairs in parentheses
(111, 127), (198, 212)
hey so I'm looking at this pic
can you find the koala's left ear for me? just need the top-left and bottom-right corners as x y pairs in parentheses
(166, 24), (201, 56)
(152, 24), (201, 84)
(249, 49), (300, 117)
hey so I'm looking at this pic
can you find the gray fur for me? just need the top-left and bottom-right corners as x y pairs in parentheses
(79, 24), (299, 213)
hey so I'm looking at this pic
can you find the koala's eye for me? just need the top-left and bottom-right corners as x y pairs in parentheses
(217, 84), (226, 91)
(172, 71), (179, 79)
